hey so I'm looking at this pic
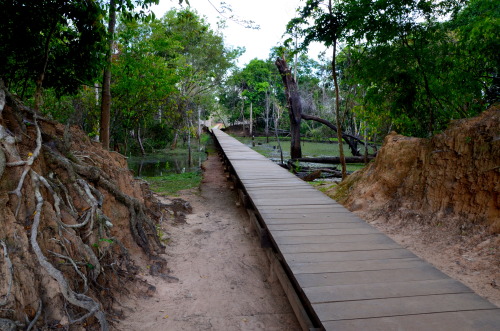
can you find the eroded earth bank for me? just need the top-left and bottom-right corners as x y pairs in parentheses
(329, 106), (500, 306)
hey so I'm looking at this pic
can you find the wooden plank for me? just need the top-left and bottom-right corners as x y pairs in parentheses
(241, 179), (312, 185)
(242, 184), (313, 190)
(303, 278), (473, 303)
(295, 265), (449, 288)
(241, 181), (311, 188)
(274, 233), (394, 245)
(264, 216), (364, 224)
(251, 198), (335, 206)
(271, 228), (380, 237)
(245, 185), (317, 190)
(284, 249), (417, 264)
(289, 258), (426, 275)
(313, 293), (497, 322)
(212, 129), (500, 331)
(268, 251), (319, 331)
(260, 210), (354, 217)
(322, 309), (500, 331)
(258, 205), (350, 213)
(246, 209), (272, 248)
(248, 192), (333, 200)
(245, 190), (323, 197)
(267, 222), (372, 231)
(238, 174), (297, 179)
(231, 166), (280, 170)
(258, 204), (348, 211)
(260, 212), (356, 221)
(279, 241), (402, 254)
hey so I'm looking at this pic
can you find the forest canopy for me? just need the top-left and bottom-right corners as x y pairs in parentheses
(0, 0), (497, 153)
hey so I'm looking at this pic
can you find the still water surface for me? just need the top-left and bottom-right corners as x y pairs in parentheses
(127, 150), (206, 177)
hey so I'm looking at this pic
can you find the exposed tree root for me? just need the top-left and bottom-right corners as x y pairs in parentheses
(31, 173), (109, 330)
(0, 81), (165, 329)
(0, 318), (19, 331)
(0, 240), (13, 307)
(46, 149), (164, 257)
(8, 115), (42, 217)
(25, 300), (41, 331)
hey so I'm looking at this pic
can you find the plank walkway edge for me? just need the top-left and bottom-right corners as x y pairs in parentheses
(211, 129), (500, 331)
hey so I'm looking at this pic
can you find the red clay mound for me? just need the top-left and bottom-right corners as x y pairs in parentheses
(333, 105), (500, 234)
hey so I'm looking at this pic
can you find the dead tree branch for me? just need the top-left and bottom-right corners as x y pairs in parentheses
(291, 156), (375, 164)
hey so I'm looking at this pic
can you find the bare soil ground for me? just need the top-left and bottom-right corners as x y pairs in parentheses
(118, 154), (300, 330)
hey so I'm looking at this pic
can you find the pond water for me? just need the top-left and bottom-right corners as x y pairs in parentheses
(235, 136), (367, 172)
(127, 150), (206, 177)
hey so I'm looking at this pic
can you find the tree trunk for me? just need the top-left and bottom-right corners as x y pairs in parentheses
(273, 102), (284, 164)
(171, 130), (178, 150)
(100, 0), (117, 150)
(34, 21), (57, 111)
(197, 107), (202, 151)
(364, 122), (368, 164)
(290, 156), (374, 164)
(276, 56), (302, 159)
(187, 124), (192, 167)
(265, 90), (270, 143)
(249, 102), (253, 136)
(325, 0), (347, 179)
(137, 127), (146, 156)
(240, 100), (246, 135)
(331, 40), (347, 179)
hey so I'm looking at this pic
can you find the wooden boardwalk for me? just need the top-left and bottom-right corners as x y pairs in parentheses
(212, 129), (500, 331)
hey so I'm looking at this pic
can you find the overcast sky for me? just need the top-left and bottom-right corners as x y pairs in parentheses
(151, 0), (324, 66)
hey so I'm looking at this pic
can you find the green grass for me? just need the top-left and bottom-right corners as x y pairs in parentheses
(234, 136), (368, 172)
(310, 180), (338, 192)
(144, 171), (202, 195)
(236, 136), (346, 158)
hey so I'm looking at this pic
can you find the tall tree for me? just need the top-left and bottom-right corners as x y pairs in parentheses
(0, 0), (106, 104)
(100, 0), (117, 150)
(99, 0), (190, 149)
(109, 8), (239, 153)
(111, 17), (181, 154)
(163, 8), (241, 148)
(276, 56), (303, 159)
(338, 0), (497, 137)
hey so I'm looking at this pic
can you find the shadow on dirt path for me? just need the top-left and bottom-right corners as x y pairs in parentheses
(118, 152), (300, 330)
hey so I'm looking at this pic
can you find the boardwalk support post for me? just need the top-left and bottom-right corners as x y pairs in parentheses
(268, 250), (321, 331)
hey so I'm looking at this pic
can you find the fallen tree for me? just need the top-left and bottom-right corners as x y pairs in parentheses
(291, 156), (375, 164)
(275, 57), (376, 168)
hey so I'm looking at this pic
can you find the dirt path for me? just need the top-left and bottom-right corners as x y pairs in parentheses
(118, 154), (300, 330)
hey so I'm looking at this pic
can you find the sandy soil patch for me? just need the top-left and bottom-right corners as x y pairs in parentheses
(117, 154), (300, 330)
